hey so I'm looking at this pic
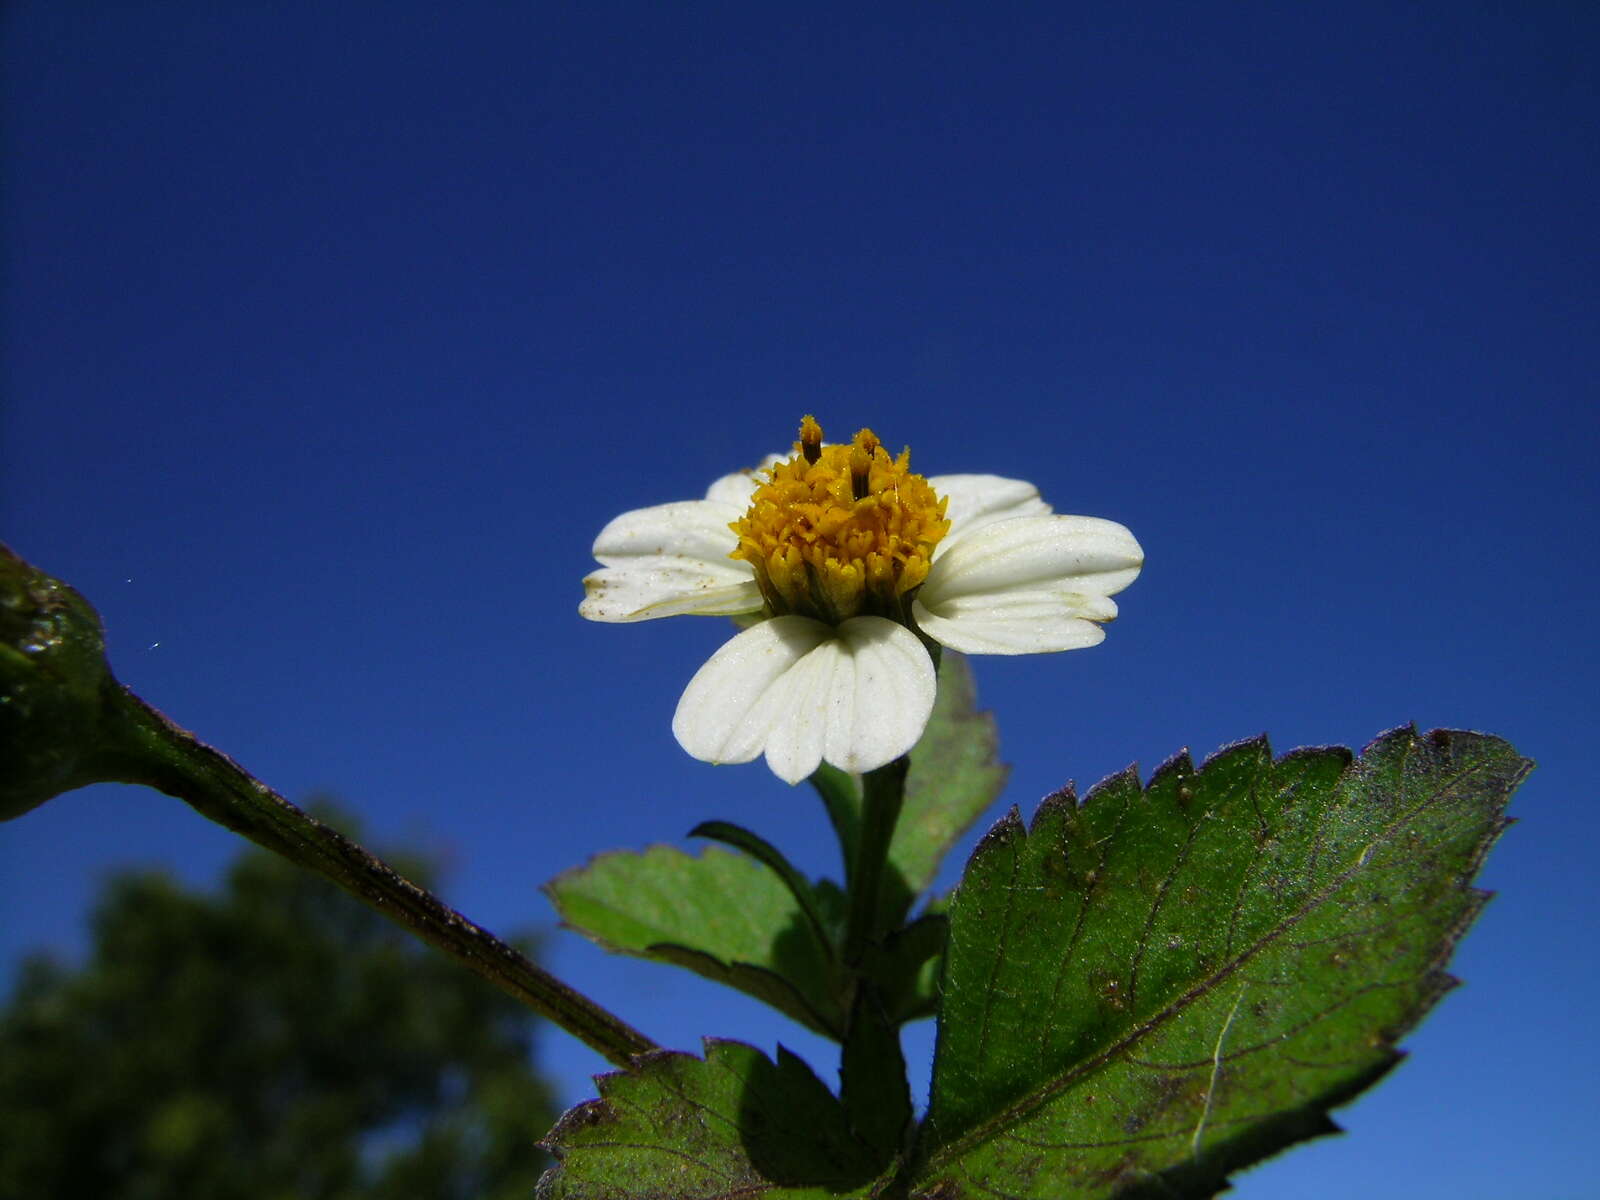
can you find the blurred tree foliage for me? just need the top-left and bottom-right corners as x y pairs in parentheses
(0, 804), (558, 1200)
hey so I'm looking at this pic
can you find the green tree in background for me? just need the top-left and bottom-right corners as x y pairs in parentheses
(0, 806), (558, 1200)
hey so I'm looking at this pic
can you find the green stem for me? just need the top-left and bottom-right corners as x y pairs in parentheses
(95, 685), (658, 1068)
(842, 756), (908, 965)
(810, 763), (863, 884)
(835, 757), (914, 1161)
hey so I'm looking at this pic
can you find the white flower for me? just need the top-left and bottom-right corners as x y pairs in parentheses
(581, 418), (1143, 784)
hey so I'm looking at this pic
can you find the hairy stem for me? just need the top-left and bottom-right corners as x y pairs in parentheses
(97, 685), (658, 1067)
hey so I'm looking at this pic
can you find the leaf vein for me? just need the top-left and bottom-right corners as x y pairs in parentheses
(1128, 809), (1207, 1010)
(972, 831), (1024, 1076)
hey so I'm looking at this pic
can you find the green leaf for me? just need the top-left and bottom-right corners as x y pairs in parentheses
(546, 846), (846, 1037)
(839, 987), (914, 1161)
(690, 820), (838, 966)
(910, 727), (1528, 1199)
(873, 908), (949, 1024)
(894, 652), (1008, 899)
(538, 1039), (889, 1199)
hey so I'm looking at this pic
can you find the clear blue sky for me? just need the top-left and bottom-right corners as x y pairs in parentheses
(3, 4), (1596, 1196)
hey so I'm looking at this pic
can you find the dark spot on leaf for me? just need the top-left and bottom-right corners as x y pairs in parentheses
(1096, 973), (1127, 1011)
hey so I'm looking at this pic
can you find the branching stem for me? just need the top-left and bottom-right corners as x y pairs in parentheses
(96, 685), (658, 1068)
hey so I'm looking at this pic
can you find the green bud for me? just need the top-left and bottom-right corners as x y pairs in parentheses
(0, 544), (121, 819)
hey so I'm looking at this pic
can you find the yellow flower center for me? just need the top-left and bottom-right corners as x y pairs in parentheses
(731, 416), (950, 623)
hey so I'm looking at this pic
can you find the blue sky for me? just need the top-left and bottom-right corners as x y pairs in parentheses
(3, 4), (1596, 1196)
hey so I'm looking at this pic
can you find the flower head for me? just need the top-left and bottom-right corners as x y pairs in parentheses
(731, 419), (949, 624)
(581, 417), (1143, 784)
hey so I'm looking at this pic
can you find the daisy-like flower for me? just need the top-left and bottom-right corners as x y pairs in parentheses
(580, 416), (1143, 784)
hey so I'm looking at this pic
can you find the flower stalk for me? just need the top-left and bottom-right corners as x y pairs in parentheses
(835, 755), (916, 1159)
(843, 756), (909, 966)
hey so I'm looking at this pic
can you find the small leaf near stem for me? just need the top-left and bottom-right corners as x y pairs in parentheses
(540, 1039), (888, 1199)
(689, 820), (838, 967)
(548, 844), (848, 1037)
(839, 984), (913, 1164)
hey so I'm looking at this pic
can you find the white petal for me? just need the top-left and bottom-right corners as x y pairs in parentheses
(702, 453), (786, 507)
(591, 499), (742, 566)
(671, 616), (936, 784)
(580, 499), (761, 622)
(920, 515), (1143, 604)
(820, 617), (937, 775)
(913, 590), (1114, 654)
(913, 515), (1143, 655)
(581, 562), (761, 621)
(672, 617), (835, 770)
(928, 474), (1052, 549)
(756, 635), (844, 784)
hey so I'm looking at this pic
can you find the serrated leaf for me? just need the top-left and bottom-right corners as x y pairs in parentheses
(538, 1039), (889, 1199)
(910, 727), (1528, 1199)
(547, 846), (846, 1037)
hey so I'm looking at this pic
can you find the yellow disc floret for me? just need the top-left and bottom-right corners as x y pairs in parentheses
(731, 417), (951, 623)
